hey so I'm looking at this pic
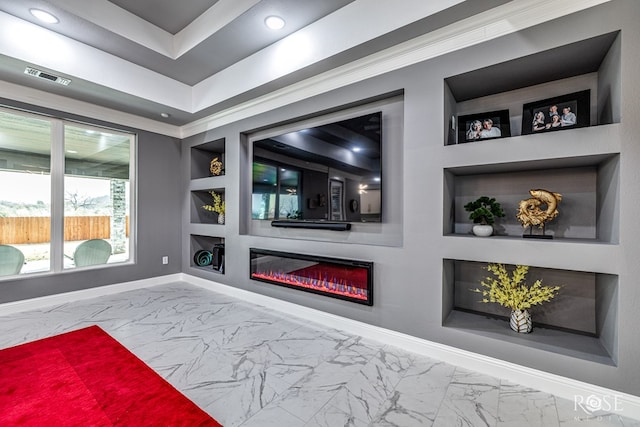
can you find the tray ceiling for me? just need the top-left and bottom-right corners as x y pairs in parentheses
(0, 0), (610, 129)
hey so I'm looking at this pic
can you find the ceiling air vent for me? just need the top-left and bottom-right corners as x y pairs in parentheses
(24, 67), (71, 86)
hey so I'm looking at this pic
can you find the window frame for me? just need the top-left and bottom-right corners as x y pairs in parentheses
(0, 106), (137, 278)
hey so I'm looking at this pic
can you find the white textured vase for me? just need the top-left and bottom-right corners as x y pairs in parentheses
(472, 224), (493, 237)
(217, 213), (225, 225)
(510, 309), (532, 333)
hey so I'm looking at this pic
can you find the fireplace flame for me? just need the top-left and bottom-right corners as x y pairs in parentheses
(251, 270), (368, 301)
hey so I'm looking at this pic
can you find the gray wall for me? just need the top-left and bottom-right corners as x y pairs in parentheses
(182, 0), (640, 397)
(0, 100), (183, 303)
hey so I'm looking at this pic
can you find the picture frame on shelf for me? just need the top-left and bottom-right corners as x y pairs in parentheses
(457, 109), (511, 143)
(521, 90), (590, 135)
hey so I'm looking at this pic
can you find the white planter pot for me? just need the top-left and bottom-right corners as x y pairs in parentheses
(472, 224), (493, 237)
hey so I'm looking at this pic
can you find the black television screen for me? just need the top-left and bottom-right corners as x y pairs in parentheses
(252, 111), (382, 223)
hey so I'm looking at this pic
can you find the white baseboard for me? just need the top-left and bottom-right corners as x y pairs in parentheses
(2, 273), (638, 420)
(183, 273), (640, 421)
(0, 274), (182, 316)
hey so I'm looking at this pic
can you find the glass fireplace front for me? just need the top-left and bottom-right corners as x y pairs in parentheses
(249, 248), (373, 305)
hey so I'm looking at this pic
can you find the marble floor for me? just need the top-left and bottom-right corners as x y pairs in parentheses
(0, 281), (637, 427)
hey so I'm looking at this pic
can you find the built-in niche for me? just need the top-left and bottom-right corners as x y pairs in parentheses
(190, 138), (225, 179)
(239, 94), (404, 247)
(190, 234), (224, 273)
(190, 188), (225, 225)
(442, 259), (618, 365)
(444, 153), (619, 243)
(444, 31), (620, 145)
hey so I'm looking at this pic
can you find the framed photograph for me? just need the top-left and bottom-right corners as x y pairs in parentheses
(522, 90), (590, 135)
(329, 179), (345, 220)
(457, 110), (511, 143)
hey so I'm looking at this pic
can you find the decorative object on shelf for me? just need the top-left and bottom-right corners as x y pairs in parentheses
(193, 250), (212, 267)
(457, 110), (511, 143)
(521, 90), (590, 135)
(463, 196), (505, 237)
(516, 189), (562, 239)
(202, 191), (225, 224)
(211, 243), (224, 272)
(209, 157), (223, 176)
(471, 263), (561, 333)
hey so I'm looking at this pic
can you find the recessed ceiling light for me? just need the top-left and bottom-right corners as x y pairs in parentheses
(265, 15), (285, 30)
(352, 147), (362, 152)
(160, 112), (170, 118)
(30, 8), (59, 24)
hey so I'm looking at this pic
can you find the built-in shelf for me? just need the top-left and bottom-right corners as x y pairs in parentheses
(189, 234), (225, 273)
(438, 28), (623, 368)
(190, 138), (225, 180)
(444, 153), (619, 243)
(190, 188), (225, 225)
(444, 31), (620, 146)
(444, 310), (614, 366)
(442, 259), (617, 365)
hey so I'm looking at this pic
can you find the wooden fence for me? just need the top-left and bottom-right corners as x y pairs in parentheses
(0, 216), (129, 244)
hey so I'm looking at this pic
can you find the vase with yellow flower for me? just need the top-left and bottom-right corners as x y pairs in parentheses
(471, 263), (560, 333)
(203, 191), (225, 224)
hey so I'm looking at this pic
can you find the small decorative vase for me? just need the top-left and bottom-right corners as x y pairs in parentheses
(510, 309), (532, 333)
(217, 213), (225, 225)
(472, 224), (493, 237)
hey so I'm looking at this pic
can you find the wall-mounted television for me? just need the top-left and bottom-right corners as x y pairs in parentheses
(252, 111), (382, 223)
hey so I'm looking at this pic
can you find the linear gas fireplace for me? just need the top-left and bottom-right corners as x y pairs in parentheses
(250, 248), (373, 305)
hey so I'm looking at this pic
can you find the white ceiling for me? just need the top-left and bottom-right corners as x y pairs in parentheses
(0, 0), (612, 133)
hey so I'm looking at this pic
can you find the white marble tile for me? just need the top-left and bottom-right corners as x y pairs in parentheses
(240, 405), (306, 427)
(1, 281), (637, 427)
(201, 372), (289, 427)
(497, 382), (559, 427)
(272, 354), (368, 422)
(372, 357), (456, 426)
(329, 347), (413, 423)
(432, 367), (501, 427)
(305, 404), (371, 427)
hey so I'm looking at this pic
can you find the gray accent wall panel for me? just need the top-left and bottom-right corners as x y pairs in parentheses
(182, 0), (640, 397)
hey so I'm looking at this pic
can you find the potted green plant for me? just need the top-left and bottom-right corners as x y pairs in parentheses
(463, 196), (505, 236)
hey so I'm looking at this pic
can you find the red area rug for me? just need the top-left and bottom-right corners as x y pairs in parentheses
(0, 325), (222, 426)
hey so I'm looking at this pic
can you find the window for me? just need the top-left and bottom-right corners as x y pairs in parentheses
(0, 107), (135, 277)
(252, 161), (301, 220)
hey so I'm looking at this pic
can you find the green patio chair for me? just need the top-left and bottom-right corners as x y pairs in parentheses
(73, 239), (112, 267)
(0, 245), (25, 276)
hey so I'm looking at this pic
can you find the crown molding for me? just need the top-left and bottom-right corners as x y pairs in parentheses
(0, 80), (181, 137)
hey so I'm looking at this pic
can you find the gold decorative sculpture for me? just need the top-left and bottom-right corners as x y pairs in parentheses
(516, 189), (562, 239)
(209, 157), (223, 176)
